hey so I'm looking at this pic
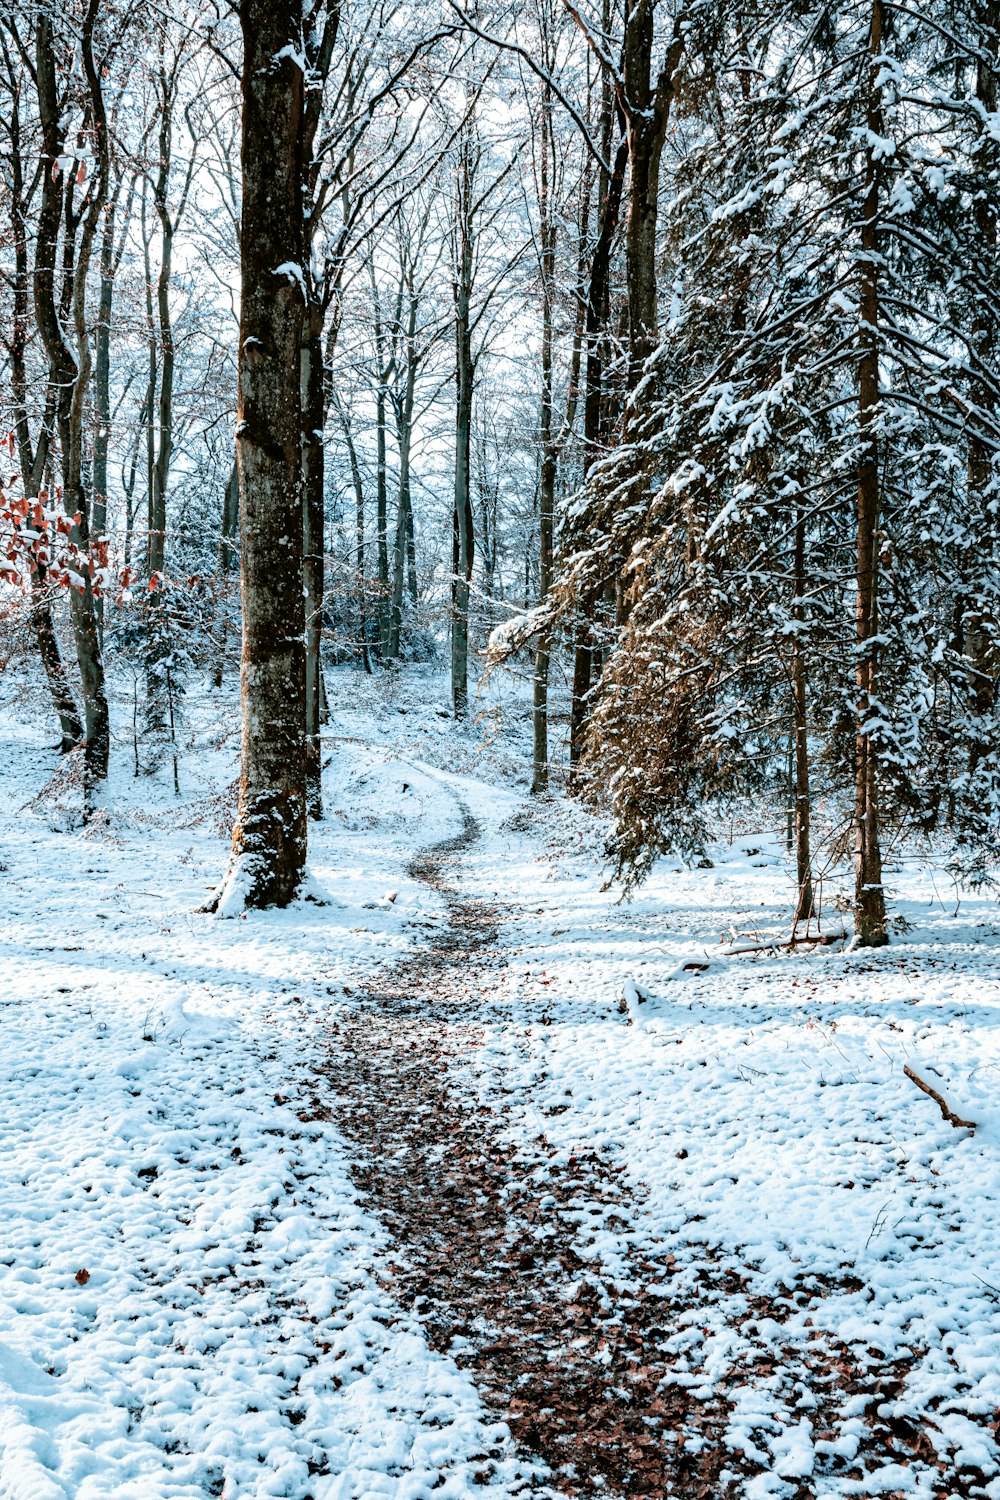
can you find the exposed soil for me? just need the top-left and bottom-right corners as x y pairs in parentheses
(306, 807), (997, 1499)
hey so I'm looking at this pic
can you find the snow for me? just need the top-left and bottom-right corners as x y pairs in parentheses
(4, 661), (1000, 1496)
(0, 670), (532, 1499)
(272, 263), (306, 297)
(448, 798), (1000, 1494)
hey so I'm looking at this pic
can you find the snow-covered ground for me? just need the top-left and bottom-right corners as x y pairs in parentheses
(454, 802), (1000, 1495)
(0, 666), (530, 1499)
(3, 658), (1000, 1498)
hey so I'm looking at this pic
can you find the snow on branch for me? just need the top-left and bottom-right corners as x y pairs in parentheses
(486, 604), (554, 663)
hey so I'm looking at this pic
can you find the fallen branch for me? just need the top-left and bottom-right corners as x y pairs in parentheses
(904, 1065), (976, 1132)
(721, 930), (849, 958)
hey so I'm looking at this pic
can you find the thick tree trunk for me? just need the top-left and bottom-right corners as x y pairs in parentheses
(302, 307), (325, 818)
(219, 0), (307, 911)
(853, 0), (888, 947)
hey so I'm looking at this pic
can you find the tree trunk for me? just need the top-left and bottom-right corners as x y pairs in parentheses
(791, 507), (815, 926)
(853, 0), (888, 947)
(141, 180), (158, 576)
(92, 171), (125, 645)
(390, 295), (418, 659)
(30, 570), (84, 750)
(405, 490), (417, 604)
(964, 1), (999, 724)
(34, 6), (110, 813)
(302, 307), (325, 818)
(219, 0), (307, 911)
(568, 111), (629, 774)
(334, 397), (372, 669)
(213, 460), (239, 688)
(150, 203), (173, 579)
(451, 135), (476, 719)
(452, 304), (474, 717)
(370, 278), (391, 661)
(6, 64), (82, 751)
(532, 79), (557, 794)
(620, 3), (685, 388)
(389, 481), (409, 658)
(376, 394), (391, 660)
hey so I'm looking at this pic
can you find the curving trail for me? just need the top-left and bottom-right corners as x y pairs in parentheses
(310, 803), (992, 1500)
(313, 806), (731, 1498)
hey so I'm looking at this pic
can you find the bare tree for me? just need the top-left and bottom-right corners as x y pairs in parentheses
(217, 0), (307, 911)
(853, 0), (888, 946)
(0, 26), (83, 750)
(33, 1), (112, 810)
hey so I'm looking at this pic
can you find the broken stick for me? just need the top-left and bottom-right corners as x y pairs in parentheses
(720, 930), (848, 958)
(903, 1065), (976, 1132)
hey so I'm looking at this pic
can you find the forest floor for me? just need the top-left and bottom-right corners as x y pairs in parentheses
(2, 663), (1000, 1500)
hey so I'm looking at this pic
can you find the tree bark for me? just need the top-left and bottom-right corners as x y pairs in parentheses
(374, 304), (391, 660)
(3, 47), (82, 750)
(149, 152), (174, 579)
(568, 54), (629, 773)
(220, 0), (308, 910)
(532, 76), (557, 794)
(302, 305), (325, 817)
(451, 137), (476, 718)
(141, 179), (158, 576)
(791, 506), (815, 926)
(452, 307), (474, 716)
(213, 460), (239, 688)
(92, 165), (131, 643)
(619, 2), (686, 388)
(390, 290), (419, 658)
(964, 0), (999, 723)
(34, 4), (110, 811)
(297, 4), (341, 806)
(853, 0), (888, 947)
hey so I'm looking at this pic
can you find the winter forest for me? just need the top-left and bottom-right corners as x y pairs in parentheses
(4, 0), (1000, 1494)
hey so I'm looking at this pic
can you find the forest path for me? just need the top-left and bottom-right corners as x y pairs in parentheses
(310, 802), (732, 1499)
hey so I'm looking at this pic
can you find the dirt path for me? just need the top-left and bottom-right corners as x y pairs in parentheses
(310, 807), (730, 1498)
(308, 807), (995, 1500)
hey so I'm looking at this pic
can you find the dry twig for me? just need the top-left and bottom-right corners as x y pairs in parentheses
(904, 1065), (976, 1132)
